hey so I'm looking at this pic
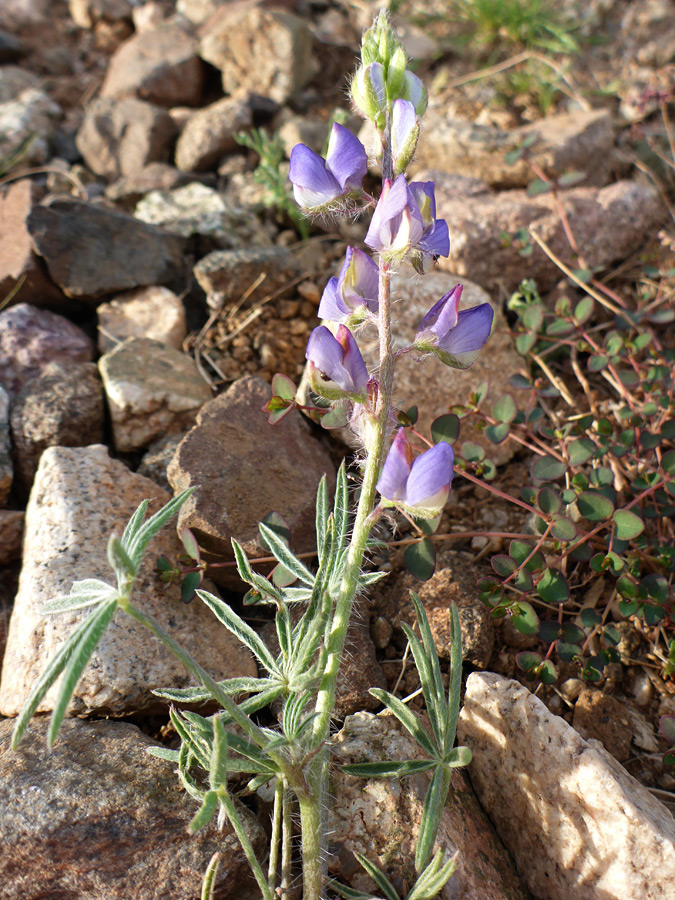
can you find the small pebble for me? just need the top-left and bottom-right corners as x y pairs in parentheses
(628, 669), (653, 708)
(560, 678), (585, 702)
(298, 281), (321, 304)
(371, 616), (393, 650)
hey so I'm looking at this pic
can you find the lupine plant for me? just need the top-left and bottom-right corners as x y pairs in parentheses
(12, 14), (494, 900)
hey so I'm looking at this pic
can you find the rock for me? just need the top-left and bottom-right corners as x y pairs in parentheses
(0, 0), (50, 26)
(414, 108), (614, 188)
(0, 303), (94, 397)
(0, 509), (23, 566)
(167, 375), (335, 591)
(457, 672), (675, 900)
(572, 687), (634, 763)
(0, 445), (257, 716)
(199, 6), (316, 104)
(175, 96), (251, 172)
(177, 0), (222, 25)
(76, 97), (176, 180)
(0, 717), (264, 900)
(68, 0), (133, 28)
(0, 30), (23, 63)
(0, 384), (11, 505)
(0, 180), (67, 309)
(105, 161), (193, 208)
(27, 197), (185, 300)
(277, 111), (327, 157)
(329, 711), (530, 900)
(0, 66), (61, 172)
(99, 337), (211, 452)
(194, 245), (299, 308)
(101, 23), (204, 107)
(9, 361), (104, 493)
(138, 433), (184, 492)
(97, 285), (187, 353)
(134, 181), (270, 249)
(429, 173), (665, 293)
(376, 565), (494, 669)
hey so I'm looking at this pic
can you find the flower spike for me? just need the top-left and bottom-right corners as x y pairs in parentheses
(306, 324), (369, 401)
(414, 285), (495, 369)
(289, 123), (368, 214)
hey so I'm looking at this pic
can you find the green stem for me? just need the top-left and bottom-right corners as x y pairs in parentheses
(217, 788), (275, 900)
(299, 263), (395, 900)
(281, 783), (293, 900)
(268, 778), (282, 891)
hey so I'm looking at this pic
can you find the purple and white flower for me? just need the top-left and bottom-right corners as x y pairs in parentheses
(377, 428), (454, 518)
(289, 123), (368, 213)
(306, 324), (369, 400)
(364, 175), (449, 260)
(318, 247), (379, 324)
(391, 100), (419, 176)
(414, 284), (494, 369)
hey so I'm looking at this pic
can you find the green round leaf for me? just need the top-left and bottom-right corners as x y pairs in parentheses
(579, 608), (601, 628)
(492, 394), (517, 423)
(552, 517), (577, 542)
(662, 450), (675, 476)
(537, 486), (562, 516)
(485, 423), (511, 444)
(511, 601), (539, 635)
(516, 332), (537, 355)
(557, 641), (582, 662)
(515, 650), (542, 672)
(568, 438), (595, 466)
(561, 623), (585, 644)
(660, 716), (675, 745)
(612, 509), (644, 540)
(491, 554), (517, 578)
(271, 373), (297, 401)
(514, 568), (534, 592)
(180, 528), (201, 563)
(574, 297), (594, 323)
(588, 355), (609, 372)
(536, 568), (569, 605)
(531, 456), (567, 481)
(537, 659), (558, 684)
(538, 620), (560, 643)
(577, 490), (615, 522)
(404, 537), (436, 581)
(461, 441), (485, 462)
(431, 413), (459, 445)
(642, 573), (669, 604)
(180, 571), (202, 604)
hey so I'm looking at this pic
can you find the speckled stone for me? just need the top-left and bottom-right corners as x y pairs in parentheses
(10, 361), (104, 493)
(0, 445), (257, 716)
(175, 96), (252, 172)
(99, 337), (212, 452)
(457, 672), (675, 900)
(167, 375), (335, 590)
(193, 245), (299, 308)
(0, 303), (94, 397)
(97, 285), (187, 354)
(329, 711), (530, 900)
(0, 384), (11, 505)
(0, 717), (264, 900)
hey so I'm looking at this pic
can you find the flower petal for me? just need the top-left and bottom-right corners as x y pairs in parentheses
(404, 441), (454, 511)
(325, 123), (368, 192)
(306, 325), (346, 384)
(438, 303), (495, 368)
(289, 143), (341, 209)
(318, 276), (351, 321)
(419, 217), (450, 258)
(365, 175), (414, 252)
(377, 429), (413, 501)
(416, 284), (462, 342)
(335, 324), (368, 393)
(340, 246), (379, 313)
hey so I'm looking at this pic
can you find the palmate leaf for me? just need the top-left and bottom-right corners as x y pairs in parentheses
(258, 522), (315, 586)
(368, 688), (437, 759)
(196, 589), (281, 677)
(153, 676), (272, 701)
(41, 578), (118, 614)
(231, 538), (285, 604)
(444, 602), (463, 754)
(407, 848), (458, 900)
(333, 461), (349, 552)
(315, 473), (329, 559)
(125, 489), (194, 570)
(342, 759), (436, 778)
(48, 596), (119, 746)
(415, 766), (450, 873)
(354, 852), (400, 900)
(189, 789), (219, 835)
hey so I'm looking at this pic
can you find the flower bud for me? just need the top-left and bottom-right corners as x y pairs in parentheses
(391, 99), (419, 176)
(351, 62), (386, 125)
(306, 324), (369, 401)
(377, 429), (454, 519)
(386, 46), (407, 98)
(403, 71), (428, 116)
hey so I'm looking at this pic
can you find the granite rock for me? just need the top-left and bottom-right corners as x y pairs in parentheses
(167, 375), (335, 590)
(0, 303), (93, 397)
(199, 5), (316, 104)
(0, 66), (61, 171)
(9, 361), (104, 493)
(76, 97), (176, 180)
(99, 337), (212, 452)
(0, 445), (257, 716)
(414, 108), (614, 188)
(329, 711), (530, 900)
(0, 716), (264, 900)
(101, 22), (204, 107)
(175, 95), (252, 172)
(27, 198), (185, 300)
(457, 672), (675, 900)
(97, 285), (187, 353)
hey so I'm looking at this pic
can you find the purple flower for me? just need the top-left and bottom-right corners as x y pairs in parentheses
(391, 99), (419, 176)
(364, 175), (449, 260)
(377, 429), (454, 517)
(415, 284), (494, 369)
(306, 324), (369, 400)
(289, 123), (367, 213)
(318, 247), (379, 323)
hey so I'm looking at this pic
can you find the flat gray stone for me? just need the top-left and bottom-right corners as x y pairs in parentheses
(99, 337), (212, 452)
(0, 445), (257, 716)
(457, 672), (675, 900)
(1, 716), (264, 900)
(97, 285), (187, 354)
(175, 95), (252, 172)
(0, 508), (23, 566)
